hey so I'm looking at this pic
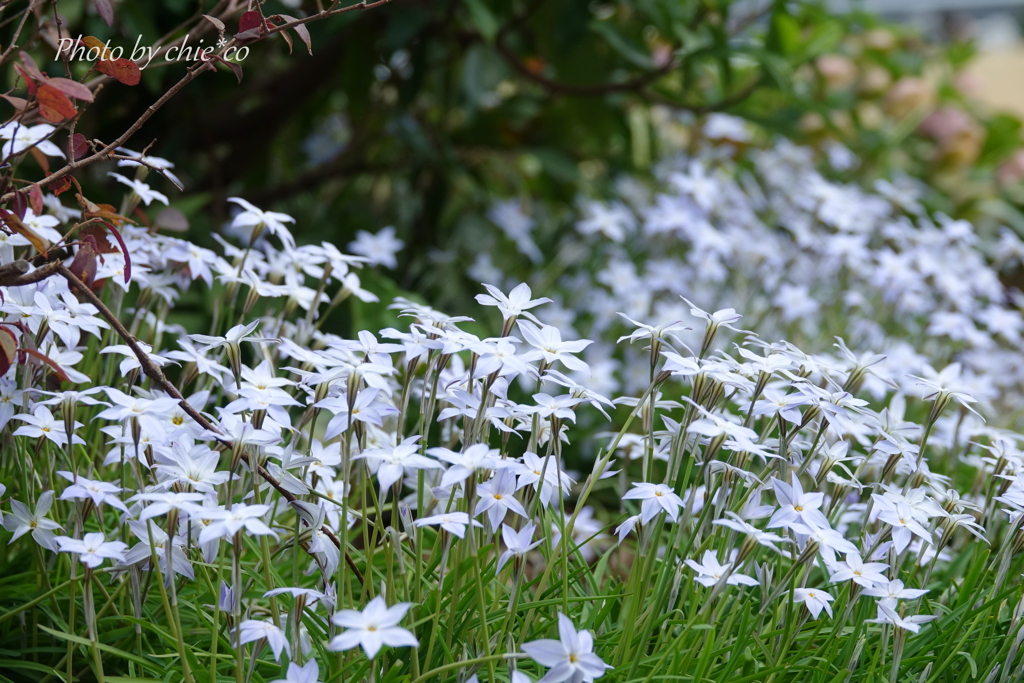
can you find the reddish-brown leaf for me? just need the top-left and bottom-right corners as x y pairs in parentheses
(276, 16), (312, 55)
(14, 64), (38, 95)
(79, 221), (131, 281)
(78, 194), (133, 226)
(238, 10), (263, 33)
(103, 221), (131, 283)
(69, 234), (99, 287)
(19, 348), (71, 384)
(71, 133), (89, 160)
(94, 0), (114, 26)
(96, 58), (141, 86)
(45, 77), (94, 102)
(0, 208), (48, 253)
(279, 28), (294, 55)
(76, 193), (99, 214)
(0, 327), (17, 378)
(79, 224), (117, 254)
(37, 83), (77, 122)
(10, 192), (27, 221)
(210, 55), (243, 84)
(203, 14), (226, 34)
(233, 27), (262, 44)
(18, 52), (46, 82)
(27, 184), (43, 215)
(50, 175), (72, 196)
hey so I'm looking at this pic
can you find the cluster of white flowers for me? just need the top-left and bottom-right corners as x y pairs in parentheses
(2, 119), (1024, 681)
(480, 115), (1024, 439)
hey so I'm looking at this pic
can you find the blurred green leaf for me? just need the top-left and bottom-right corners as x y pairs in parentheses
(797, 20), (843, 61)
(462, 0), (499, 42)
(768, 11), (801, 57)
(979, 114), (1023, 167)
(946, 41), (977, 70)
(590, 21), (655, 70)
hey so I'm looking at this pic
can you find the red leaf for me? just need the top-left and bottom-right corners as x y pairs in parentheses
(94, 0), (114, 26)
(45, 77), (94, 102)
(37, 84), (77, 122)
(238, 11), (263, 33)
(0, 327), (17, 378)
(71, 133), (89, 160)
(14, 64), (38, 95)
(96, 58), (141, 86)
(27, 184), (43, 215)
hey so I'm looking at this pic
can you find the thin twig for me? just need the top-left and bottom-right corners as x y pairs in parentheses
(640, 76), (765, 114)
(0, 0), (35, 65)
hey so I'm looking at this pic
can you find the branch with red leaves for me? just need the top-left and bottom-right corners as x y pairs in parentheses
(0, 0), (395, 205)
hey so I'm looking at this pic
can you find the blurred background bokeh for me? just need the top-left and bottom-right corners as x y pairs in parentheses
(838, 0), (1024, 116)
